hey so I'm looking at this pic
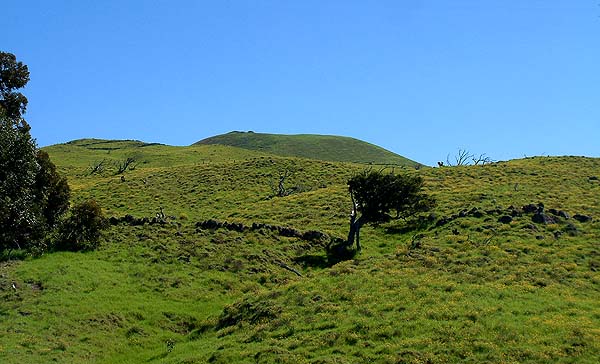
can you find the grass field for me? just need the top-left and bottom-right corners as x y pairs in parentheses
(1, 139), (599, 363)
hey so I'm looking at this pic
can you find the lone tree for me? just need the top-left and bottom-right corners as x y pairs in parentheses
(0, 51), (103, 254)
(344, 170), (435, 251)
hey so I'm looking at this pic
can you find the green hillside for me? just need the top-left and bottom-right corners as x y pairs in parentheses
(1, 140), (599, 363)
(195, 131), (419, 166)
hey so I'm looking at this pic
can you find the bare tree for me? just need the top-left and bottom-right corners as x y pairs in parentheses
(445, 149), (494, 167)
(89, 159), (106, 175)
(269, 169), (295, 197)
(472, 153), (493, 165)
(446, 149), (473, 166)
(115, 157), (136, 175)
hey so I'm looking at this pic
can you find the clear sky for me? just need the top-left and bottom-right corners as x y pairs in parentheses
(3, 1), (599, 165)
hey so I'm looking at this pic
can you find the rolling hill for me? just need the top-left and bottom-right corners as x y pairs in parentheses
(195, 131), (419, 166)
(1, 138), (599, 363)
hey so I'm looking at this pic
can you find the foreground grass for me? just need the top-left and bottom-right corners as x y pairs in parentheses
(1, 141), (599, 363)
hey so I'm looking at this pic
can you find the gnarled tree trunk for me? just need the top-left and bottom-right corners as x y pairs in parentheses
(346, 194), (364, 251)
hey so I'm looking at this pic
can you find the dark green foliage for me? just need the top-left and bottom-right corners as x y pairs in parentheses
(0, 52), (70, 253)
(34, 150), (70, 227)
(57, 200), (108, 251)
(0, 52), (30, 120)
(0, 52), (40, 251)
(0, 128), (70, 252)
(0, 52), (103, 255)
(348, 170), (434, 223)
(0, 115), (40, 250)
(344, 170), (434, 251)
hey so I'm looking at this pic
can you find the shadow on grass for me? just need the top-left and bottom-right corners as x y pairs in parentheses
(293, 254), (331, 269)
(385, 217), (432, 235)
(293, 240), (358, 268)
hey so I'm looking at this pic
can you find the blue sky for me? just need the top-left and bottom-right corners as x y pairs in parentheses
(3, 1), (599, 165)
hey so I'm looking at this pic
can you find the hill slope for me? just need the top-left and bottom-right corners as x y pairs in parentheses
(195, 131), (419, 166)
(1, 142), (599, 363)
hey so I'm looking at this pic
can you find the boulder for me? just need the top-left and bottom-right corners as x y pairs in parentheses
(573, 214), (592, 223)
(435, 217), (450, 227)
(536, 203), (545, 214)
(498, 215), (513, 224)
(532, 213), (556, 225)
(197, 219), (221, 230)
(522, 204), (538, 213)
(507, 206), (521, 217)
(302, 230), (328, 242)
(469, 208), (485, 218)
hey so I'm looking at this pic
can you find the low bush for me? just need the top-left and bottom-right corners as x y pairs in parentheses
(56, 200), (108, 251)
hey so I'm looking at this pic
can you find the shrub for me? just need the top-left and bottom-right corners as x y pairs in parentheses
(34, 150), (70, 227)
(56, 200), (107, 251)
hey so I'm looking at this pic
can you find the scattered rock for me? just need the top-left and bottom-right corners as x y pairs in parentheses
(536, 203), (545, 214)
(278, 226), (302, 238)
(485, 208), (502, 215)
(302, 230), (328, 242)
(498, 215), (513, 224)
(196, 219), (334, 244)
(197, 219), (222, 230)
(589, 176), (599, 181)
(223, 222), (245, 232)
(522, 204), (538, 214)
(532, 213), (556, 225)
(436, 217), (450, 227)
(535, 235), (545, 240)
(558, 210), (570, 219)
(507, 206), (521, 217)
(472, 210), (485, 218)
(524, 224), (539, 231)
(573, 214), (592, 223)
(564, 222), (581, 236)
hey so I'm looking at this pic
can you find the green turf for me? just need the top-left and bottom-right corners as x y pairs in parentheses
(195, 131), (419, 166)
(1, 139), (599, 363)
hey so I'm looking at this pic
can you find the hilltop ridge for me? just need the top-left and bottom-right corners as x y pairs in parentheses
(195, 131), (419, 166)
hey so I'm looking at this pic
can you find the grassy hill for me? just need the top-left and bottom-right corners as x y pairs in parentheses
(1, 139), (599, 363)
(195, 131), (419, 166)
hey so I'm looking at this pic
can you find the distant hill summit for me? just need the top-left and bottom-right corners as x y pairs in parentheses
(195, 131), (419, 166)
